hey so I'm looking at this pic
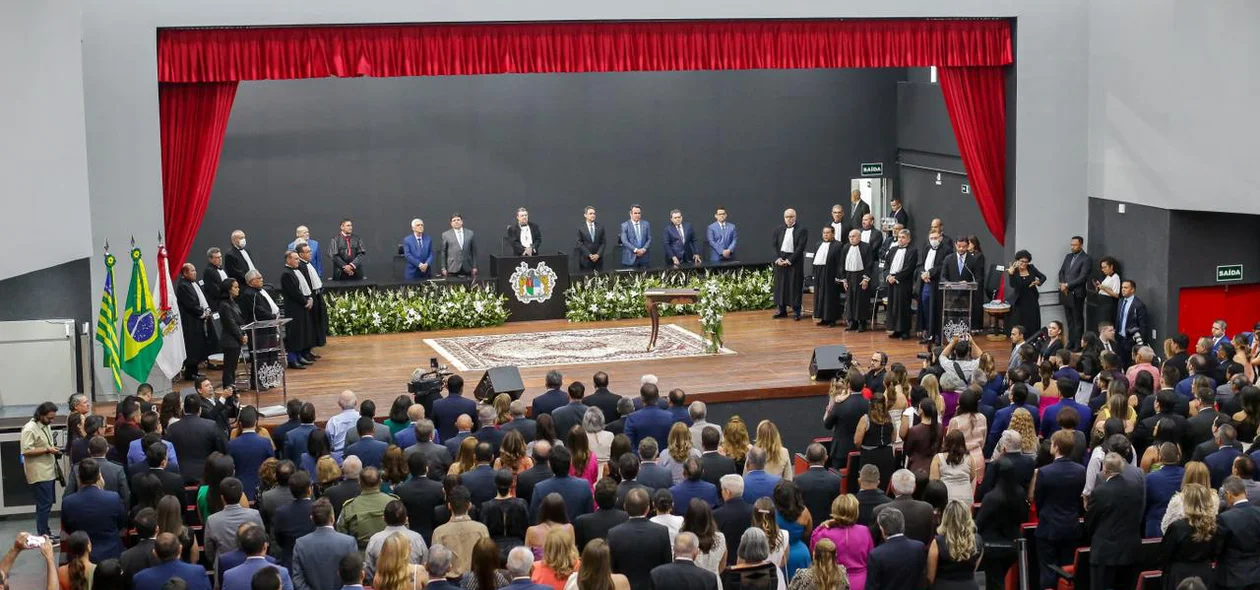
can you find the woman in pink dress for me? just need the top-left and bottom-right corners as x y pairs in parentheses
(567, 426), (600, 490)
(809, 494), (873, 590)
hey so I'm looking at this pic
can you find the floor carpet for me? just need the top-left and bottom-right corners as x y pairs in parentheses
(425, 324), (734, 371)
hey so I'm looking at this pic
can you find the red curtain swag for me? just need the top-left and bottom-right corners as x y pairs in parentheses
(156, 19), (1012, 274)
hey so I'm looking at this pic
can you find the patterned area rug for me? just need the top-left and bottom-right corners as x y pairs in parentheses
(425, 324), (734, 371)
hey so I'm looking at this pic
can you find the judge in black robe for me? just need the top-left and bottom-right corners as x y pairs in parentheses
(175, 263), (213, 379)
(280, 251), (316, 369)
(295, 242), (327, 350)
(858, 214), (885, 257)
(505, 210), (542, 256)
(771, 209), (809, 319)
(329, 219), (366, 280)
(241, 272), (281, 389)
(811, 227), (843, 326)
(224, 231), (257, 283)
(883, 230), (919, 339)
(203, 248), (230, 307)
(839, 229), (876, 332)
(915, 234), (948, 343)
(940, 240), (985, 337)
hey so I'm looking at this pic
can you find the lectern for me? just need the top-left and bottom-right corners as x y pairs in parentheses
(242, 318), (291, 401)
(491, 254), (570, 322)
(940, 281), (978, 341)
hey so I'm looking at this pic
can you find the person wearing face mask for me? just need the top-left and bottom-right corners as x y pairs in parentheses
(884, 229), (919, 339)
(224, 230), (256, 284)
(840, 229), (875, 332)
(330, 218), (367, 281)
(915, 230), (948, 343)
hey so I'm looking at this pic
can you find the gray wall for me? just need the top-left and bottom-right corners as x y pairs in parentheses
(1087, 198), (1172, 339)
(194, 69), (903, 282)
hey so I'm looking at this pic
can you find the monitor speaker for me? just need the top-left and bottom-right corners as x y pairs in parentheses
(809, 345), (852, 381)
(474, 366), (525, 402)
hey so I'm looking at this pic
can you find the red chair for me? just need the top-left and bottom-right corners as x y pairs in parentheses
(839, 451), (861, 494)
(1137, 571), (1161, 590)
(1049, 547), (1091, 590)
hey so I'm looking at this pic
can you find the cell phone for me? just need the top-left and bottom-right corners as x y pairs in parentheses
(430, 357), (439, 369)
(24, 535), (45, 549)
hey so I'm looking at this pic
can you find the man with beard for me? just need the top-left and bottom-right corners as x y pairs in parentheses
(840, 229), (875, 332)
(771, 209), (808, 320)
(295, 241), (327, 355)
(810, 226), (843, 327)
(280, 251), (316, 370)
(330, 218), (366, 280)
(884, 229), (919, 339)
(505, 207), (542, 257)
(224, 230), (257, 284)
(176, 263), (213, 379)
(858, 213), (885, 255)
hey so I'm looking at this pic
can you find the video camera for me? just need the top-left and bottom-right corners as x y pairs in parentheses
(408, 357), (452, 403)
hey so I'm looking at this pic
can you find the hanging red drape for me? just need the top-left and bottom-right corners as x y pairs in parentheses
(156, 19), (1012, 269)
(159, 82), (238, 276)
(939, 66), (1007, 245)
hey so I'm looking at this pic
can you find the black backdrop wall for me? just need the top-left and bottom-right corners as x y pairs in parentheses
(192, 68), (906, 283)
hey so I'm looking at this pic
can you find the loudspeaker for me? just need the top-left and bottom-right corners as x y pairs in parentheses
(474, 366), (526, 402)
(809, 345), (852, 381)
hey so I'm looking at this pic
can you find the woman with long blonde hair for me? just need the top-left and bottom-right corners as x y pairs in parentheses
(754, 420), (793, 480)
(927, 501), (983, 589)
(1161, 461), (1217, 534)
(450, 436), (478, 476)
(1007, 408), (1039, 455)
(532, 526), (580, 590)
(493, 393), (512, 426)
(373, 532), (428, 590)
(1160, 483), (1217, 590)
(564, 539), (630, 590)
(905, 375), (948, 439)
(660, 422), (700, 484)
(787, 538), (848, 590)
(721, 416), (752, 472)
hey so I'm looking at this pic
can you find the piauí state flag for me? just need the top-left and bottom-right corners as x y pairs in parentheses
(153, 244), (186, 379)
(121, 246), (164, 382)
(95, 251), (123, 392)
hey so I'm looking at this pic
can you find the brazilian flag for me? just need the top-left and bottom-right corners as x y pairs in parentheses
(121, 246), (164, 382)
(95, 251), (123, 392)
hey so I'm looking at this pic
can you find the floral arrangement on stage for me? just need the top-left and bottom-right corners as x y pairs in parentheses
(325, 283), (509, 335)
(696, 277), (727, 352)
(564, 266), (775, 327)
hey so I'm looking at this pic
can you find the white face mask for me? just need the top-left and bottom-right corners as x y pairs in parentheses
(237, 239), (247, 248)
(929, 239), (941, 248)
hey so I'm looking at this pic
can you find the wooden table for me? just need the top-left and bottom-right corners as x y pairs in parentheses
(644, 288), (700, 351)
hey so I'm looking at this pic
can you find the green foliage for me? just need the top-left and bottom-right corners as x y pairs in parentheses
(563, 266), (775, 323)
(325, 283), (509, 336)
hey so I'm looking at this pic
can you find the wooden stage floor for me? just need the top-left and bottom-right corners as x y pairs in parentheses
(189, 307), (1012, 420)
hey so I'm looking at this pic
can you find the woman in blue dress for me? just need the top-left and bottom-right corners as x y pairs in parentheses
(773, 479), (813, 581)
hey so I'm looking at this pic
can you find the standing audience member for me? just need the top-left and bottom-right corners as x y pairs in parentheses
(132, 533), (210, 590)
(57, 532), (94, 590)
(975, 458), (1028, 590)
(926, 501), (983, 590)
(810, 495), (872, 590)
(854, 392), (896, 491)
(714, 475), (755, 566)
(1085, 453), (1145, 590)
(649, 532), (719, 590)
(719, 528), (780, 590)
(574, 478), (628, 553)
(1159, 483), (1217, 590)
(824, 372), (870, 470)
(700, 427), (739, 488)
(854, 465), (891, 526)
(431, 486), (490, 578)
(272, 471), (316, 566)
(742, 447), (781, 504)
(681, 499), (727, 577)
(292, 498), (359, 590)
(930, 431), (976, 505)
(606, 488), (672, 590)
(532, 528), (580, 590)
(529, 447), (595, 522)
(219, 524), (293, 590)
(527, 494), (574, 561)
(463, 537), (510, 590)
(670, 458), (720, 516)
(867, 508), (926, 590)
(61, 459), (127, 562)
(204, 477), (264, 561)
(787, 538), (847, 590)
(1215, 476), (1260, 590)
(481, 470), (530, 555)
(774, 480), (813, 580)
(1031, 430), (1086, 590)
(870, 469), (936, 545)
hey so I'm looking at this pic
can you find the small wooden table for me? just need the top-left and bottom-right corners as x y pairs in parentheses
(983, 303), (1012, 342)
(644, 288), (700, 351)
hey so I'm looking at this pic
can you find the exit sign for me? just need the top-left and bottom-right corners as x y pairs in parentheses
(860, 162), (883, 177)
(1217, 264), (1244, 282)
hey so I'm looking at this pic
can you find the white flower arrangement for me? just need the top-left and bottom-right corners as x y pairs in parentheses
(325, 283), (509, 336)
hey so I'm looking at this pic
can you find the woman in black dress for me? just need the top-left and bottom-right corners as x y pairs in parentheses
(218, 278), (246, 389)
(974, 458), (1029, 590)
(853, 391), (896, 491)
(1159, 483), (1217, 590)
(1005, 250), (1045, 335)
(928, 501), (983, 590)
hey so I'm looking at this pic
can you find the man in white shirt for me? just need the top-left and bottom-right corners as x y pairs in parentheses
(771, 209), (808, 320)
(324, 390), (360, 454)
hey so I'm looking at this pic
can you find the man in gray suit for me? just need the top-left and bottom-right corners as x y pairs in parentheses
(204, 477), (264, 562)
(440, 213), (477, 278)
(66, 436), (129, 507)
(293, 497), (359, 590)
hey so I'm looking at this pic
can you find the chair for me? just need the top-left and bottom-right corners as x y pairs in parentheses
(1049, 546), (1091, 590)
(1137, 571), (1161, 590)
(840, 451), (861, 495)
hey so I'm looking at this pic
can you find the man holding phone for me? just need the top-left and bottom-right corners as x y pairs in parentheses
(21, 403), (60, 542)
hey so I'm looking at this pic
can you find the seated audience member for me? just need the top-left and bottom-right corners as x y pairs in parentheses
(61, 459), (127, 562)
(866, 508), (927, 590)
(719, 528), (780, 590)
(132, 533), (210, 590)
(292, 498), (358, 590)
(219, 523), (292, 590)
(364, 500), (428, 583)
(607, 488), (673, 590)
(574, 477), (628, 551)
(430, 486), (489, 577)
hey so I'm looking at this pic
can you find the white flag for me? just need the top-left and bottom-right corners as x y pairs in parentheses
(153, 245), (187, 379)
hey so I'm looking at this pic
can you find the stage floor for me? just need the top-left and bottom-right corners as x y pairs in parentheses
(172, 307), (1012, 421)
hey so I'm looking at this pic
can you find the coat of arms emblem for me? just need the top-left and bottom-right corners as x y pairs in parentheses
(510, 261), (558, 303)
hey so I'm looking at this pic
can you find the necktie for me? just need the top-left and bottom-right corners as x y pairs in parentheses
(589, 224), (595, 240)
(635, 223), (641, 242)
(1120, 298), (1130, 332)
(957, 256), (964, 276)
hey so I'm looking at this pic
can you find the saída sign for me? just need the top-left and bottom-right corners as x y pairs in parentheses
(1216, 264), (1243, 283)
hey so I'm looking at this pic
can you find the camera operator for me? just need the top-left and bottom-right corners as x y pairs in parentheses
(21, 402), (61, 542)
(865, 351), (889, 394)
(938, 334), (983, 385)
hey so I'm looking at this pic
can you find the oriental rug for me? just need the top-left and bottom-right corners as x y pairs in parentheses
(424, 324), (734, 371)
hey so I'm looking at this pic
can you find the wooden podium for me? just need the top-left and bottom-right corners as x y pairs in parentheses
(644, 288), (699, 351)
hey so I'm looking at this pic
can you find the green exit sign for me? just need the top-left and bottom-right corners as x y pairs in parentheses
(1217, 264), (1244, 282)
(860, 162), (883, 177)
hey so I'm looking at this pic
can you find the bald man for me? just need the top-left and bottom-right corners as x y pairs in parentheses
(224, 230), (256, 283)
(176, 262), (213, 379)
(772, 209), (809, 320)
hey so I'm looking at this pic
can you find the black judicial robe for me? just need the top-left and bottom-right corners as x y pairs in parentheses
(772, 225), (809, 308)
(811, 240), (843, 323)
(300, 261), (328, 347)
(839, 241), (875, 323)
(203, 263), (229, 305)
(280, 266), (315, 352)
(914, 242), (949, 336)
(883, 245), (919, 334)
(175, 278), (211, 363)
(224, 246), (254, 283)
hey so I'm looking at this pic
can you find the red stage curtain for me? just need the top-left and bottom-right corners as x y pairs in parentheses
(940, 66), (1007, 246)
(157, 20), (1012, 82)
(159, 82), (238, 276)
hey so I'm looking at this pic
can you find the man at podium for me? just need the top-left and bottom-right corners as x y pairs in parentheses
(505, 208), (542, 256)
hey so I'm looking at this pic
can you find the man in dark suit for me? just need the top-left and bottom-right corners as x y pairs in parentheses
(61, 459), (128, 561)
(636, 439), (675, 492)
(1033, 430), (1087, 590)
(889, 197), (909, 231)
(504, 208), (542, 257)
(614, 455), (649, 510)
(440, 214), (478, 278)
(223, 230), (256, 283)
(650, 532), (719, 590)
(606, 398), (634, 437)
(1186, 387), (1221, 451)
(669, 458), (719, 514)
(329, 218), (366, 280)
(112, 398), (144, 462)
(190, 375), (234, 432)
(608, 487), (673, 590)
(552, 381), (591, 441)
(854, 464), (891, 526)
(323, 457), (363, 522)
(531, 370), (569, 418)
(119, 508), (158, 586)
(1133, 389), (1190, 461)
(443, 415), (475, 459)
(130, 441), (187, 508)
(203, 247), (231, 307)
(66, 436), (129, 507)
(915, 229), (949, 343)
(405, 420), (452, 479)
(283, 402), (318, 463)
(175, 263), (213, 379)
(271, 470), (316, 567)
(838, 229), (876, 332)
(500, 400), (538, 443)
(796, 443), (842, 526)
(292, 498), (360, 590)
(461, 443), (499, 508)
(1206, 424), (1245, 489)
(866, 508), (927, 590)
(624, 384), (673, 451)
(133, 533), (211, 590)
(220, 523), (292, 590)
(713, 474), (754, 566)
(165, 394), (227, 484)
(870, 469), (936, 545)
(847, 190), (870, 231)
(576, 206), (607, 271)
(1057, 236), (1092, 348)
(432, 374), (477, 441)
(1115, 279), (1152, 362)
(344, 417), (389, 470)
(529, 447), (594, 521)
(698, 428), (737, 489)
(395, 452), (446, 543)
(771, 209), (809, 320)
(227, 407), (273, 502)
(662, 209), (703, 267)
(515, 441), (554, 506)
(1216, 476), (1260, 590)
(582, 371), (621, 425)
(472, 408), (504, 456)
(1085, 452), (1145, 590)
(575, 477), (629, 550)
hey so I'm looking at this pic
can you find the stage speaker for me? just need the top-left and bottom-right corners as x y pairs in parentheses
(474, 366), (525, 402)
(809, 345), (852, 381)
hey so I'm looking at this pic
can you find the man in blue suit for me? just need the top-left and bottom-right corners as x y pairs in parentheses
(288, 226), (323, 278)
(531, 370), (569, 418)
(1205, 424), (1244, 489)
(61, 459), (127, 562)
(986, 382), (1041, 453)
(133, 533), (211, 590)
(221, 523), (293, 590)
(669, 458), (719, 513)
(529, 447), (594, 521)
(1039, 375), (1093, 438)
(866, 508), (926, 590)
(662, 209), (702, 267)
(402, 218), (435, 281)
(344, 417), (389, 469)
(293, 498), (359, 590)
(1033, 430), (1087, 590)
(624, 383), (673, 450)
(228, 407), (275, 502)
(284, 402), (318, 463)
(503, 546), (555, 590)
(706, 207), (738, 263)
(432, 375), (477, 441)
(619, 204), (652, 268)
(741, 447), (781, 503)
(636, 440), (675, 491)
